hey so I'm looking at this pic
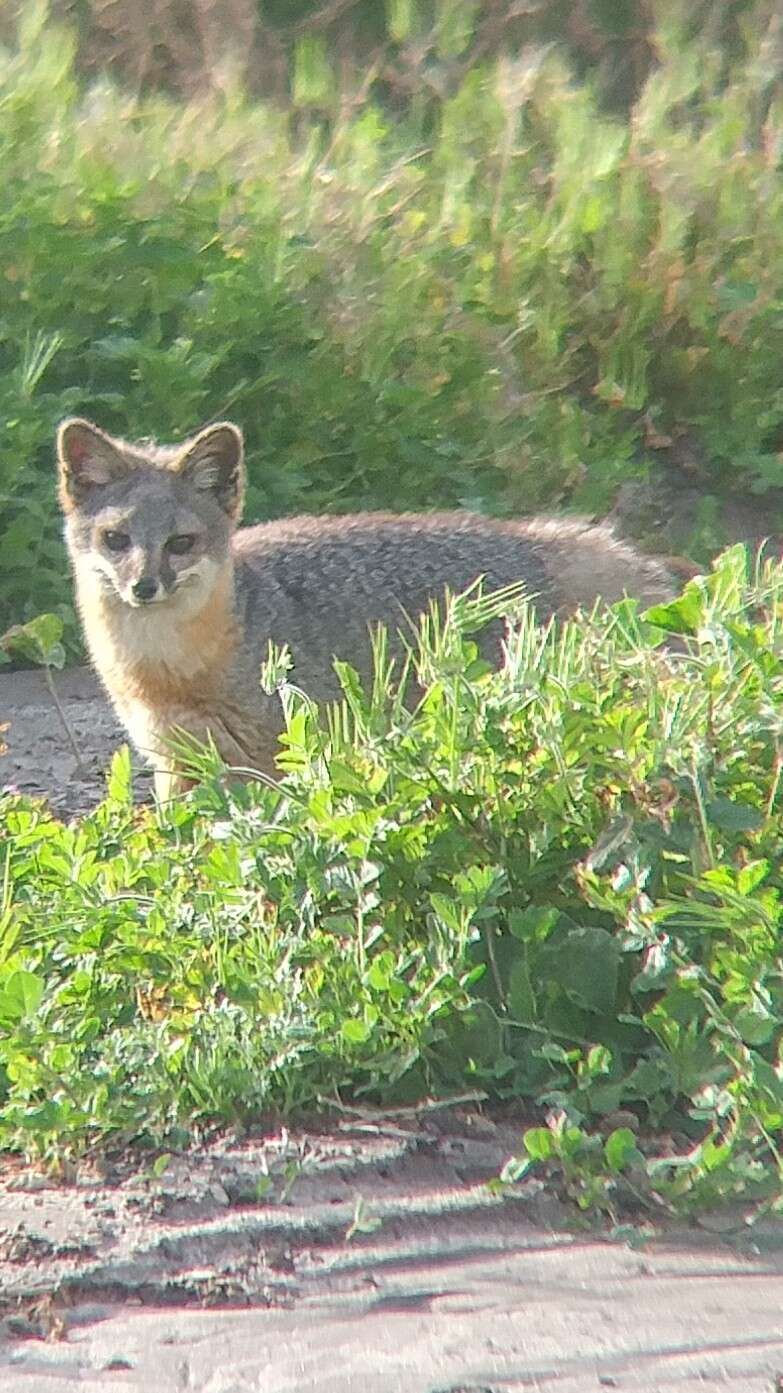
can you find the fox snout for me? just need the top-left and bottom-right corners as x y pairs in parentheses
(130, 574), (163, 605)
(107, 547), (223, 612)
(102, 542), (178, 607)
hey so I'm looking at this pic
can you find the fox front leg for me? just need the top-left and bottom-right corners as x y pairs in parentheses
(152, 760), (197, 803)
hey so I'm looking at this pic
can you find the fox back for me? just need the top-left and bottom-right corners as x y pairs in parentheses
(57, 418), (675, 797)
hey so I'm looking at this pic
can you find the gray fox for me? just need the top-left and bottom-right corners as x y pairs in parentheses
(56, 417), (675, 799)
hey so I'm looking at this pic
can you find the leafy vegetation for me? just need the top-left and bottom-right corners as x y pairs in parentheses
(4, 549), (783, 1214)
(4, 0), (783, 1216)
(3, 1), (783, 636)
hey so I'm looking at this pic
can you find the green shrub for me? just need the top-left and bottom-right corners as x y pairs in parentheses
(3, 5), (783, 637)
(4, 548), (783, 1211)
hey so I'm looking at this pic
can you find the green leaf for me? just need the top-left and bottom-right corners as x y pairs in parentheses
(367, 953), (394, 992)
(435, 0), (478, 57)
(0, 969), (44, 1022)
(387, 0), (414, 42)
(706, 797), (762, 834)
(737, 860), (769, 895)
(508, 954), (536, 1023)
(342, 1019), (372, 1045)
(523, 1127), (555, 1162)
(709, 543), (749, 593)
(733, 1003), (775, 1046)
(292, 35), (333, 105)
(547, 927), (621, 1016)
(645, 586), (705, 634)
(604, 1128), (643, 1173)
(499, 1155), (532, 1184)
(106, 745), (133, 805)
(1, 613), (65, 668)
(430, 894), (466, 933)
(508, 906), (559, 942)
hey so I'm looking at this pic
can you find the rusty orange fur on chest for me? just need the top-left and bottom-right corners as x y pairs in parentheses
(128, 608), (238, 707)
(82, 577), (239, 711)
(124, 661), (218, 710)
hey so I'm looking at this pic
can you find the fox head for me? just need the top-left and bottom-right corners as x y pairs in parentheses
(56, 418), (245, 611)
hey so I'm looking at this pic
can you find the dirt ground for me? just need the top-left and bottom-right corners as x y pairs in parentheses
(0, 1110), (539, 1320)
(2, 1110), (783, 1391)
(0, 664), (151, 817)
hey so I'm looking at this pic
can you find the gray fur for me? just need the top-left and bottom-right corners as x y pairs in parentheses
(57, 418), (676, 790)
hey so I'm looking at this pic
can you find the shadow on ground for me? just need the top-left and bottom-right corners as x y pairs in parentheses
(2, 1115), (783, 1391)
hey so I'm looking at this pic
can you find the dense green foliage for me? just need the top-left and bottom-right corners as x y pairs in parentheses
(5, 3), (783, 1213)
(4, 551), (783, 1212)
(3, 2), (783, 636)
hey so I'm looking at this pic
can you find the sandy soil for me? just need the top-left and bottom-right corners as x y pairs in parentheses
(2, 1110), (783, 1390)
(0, 1111), (536, 1315)
(0, 665), (152, 818)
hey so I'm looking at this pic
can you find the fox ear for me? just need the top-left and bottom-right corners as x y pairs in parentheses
(57, 418), (129, 510)
(175, 422), (244, 522)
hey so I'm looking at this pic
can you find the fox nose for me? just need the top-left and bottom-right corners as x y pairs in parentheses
(132, 577), (159, 603)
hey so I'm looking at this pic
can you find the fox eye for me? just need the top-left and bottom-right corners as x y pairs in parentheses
(167, 533), (197, 555)
(103, 530), (131, 553)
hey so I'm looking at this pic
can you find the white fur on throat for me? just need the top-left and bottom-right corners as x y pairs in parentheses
(73, 553), (227, 680)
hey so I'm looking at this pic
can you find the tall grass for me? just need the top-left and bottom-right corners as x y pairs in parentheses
(2, 1), (783, 636)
